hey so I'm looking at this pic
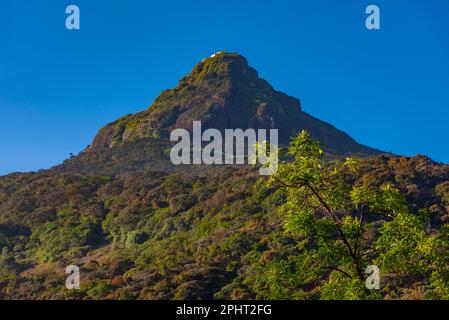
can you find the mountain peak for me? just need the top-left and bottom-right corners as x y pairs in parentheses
(177, 52), (259, 88)
(209, 51), (226, 58)
(90, 53), (379, 157)
(206, 51), (245, 61)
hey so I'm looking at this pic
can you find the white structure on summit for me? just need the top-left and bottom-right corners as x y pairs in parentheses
(210, 51), (225, 58)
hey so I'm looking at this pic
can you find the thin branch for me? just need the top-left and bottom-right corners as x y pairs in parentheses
(354, 205), (365, 256)
(272, 175), (365, 282)
(325, 266), (353, 279)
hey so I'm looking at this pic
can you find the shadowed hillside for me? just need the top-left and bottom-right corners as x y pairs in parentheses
(90, 52), (380, 157)
(0, 53), (448, 300)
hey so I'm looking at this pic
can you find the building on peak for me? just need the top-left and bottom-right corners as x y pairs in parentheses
(210, 51), (225, 58)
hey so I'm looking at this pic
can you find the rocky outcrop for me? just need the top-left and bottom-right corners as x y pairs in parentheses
(90, 52), (380, 157)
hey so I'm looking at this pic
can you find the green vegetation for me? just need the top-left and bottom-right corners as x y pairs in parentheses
(261, 131), (448, 299)
(0, 131), (448, 299)
(1, 53), (447, 299)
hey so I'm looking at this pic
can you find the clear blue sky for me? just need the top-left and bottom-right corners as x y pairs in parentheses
(1, 0), (448, 175)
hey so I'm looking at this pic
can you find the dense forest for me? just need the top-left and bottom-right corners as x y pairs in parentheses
(0, 132), (448, 299)
(1, 52), (448, 299)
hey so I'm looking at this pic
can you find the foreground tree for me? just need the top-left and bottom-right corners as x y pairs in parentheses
(263, 131), (446, 299)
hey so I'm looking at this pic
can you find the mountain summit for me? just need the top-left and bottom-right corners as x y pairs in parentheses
(2, 53), (449, 301)
(91, 52), (379, 156)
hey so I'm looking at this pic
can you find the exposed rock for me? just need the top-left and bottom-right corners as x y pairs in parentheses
(90, 52), (380, 156)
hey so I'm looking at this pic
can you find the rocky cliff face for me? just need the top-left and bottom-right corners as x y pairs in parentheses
(2, 52), (449, 300)
(90, 52), (380, 156)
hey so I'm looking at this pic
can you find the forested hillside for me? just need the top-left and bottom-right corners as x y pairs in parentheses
(1, 53), (448, 299)
(1, 145), (448, 299)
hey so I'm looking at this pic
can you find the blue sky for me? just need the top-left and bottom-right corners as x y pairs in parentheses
(1, 0), (448, 175)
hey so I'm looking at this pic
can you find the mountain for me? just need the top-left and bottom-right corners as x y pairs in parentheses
(1, 154), (448, 299)
(0, 53), (448, 300)
(90, 52), (379, 157)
